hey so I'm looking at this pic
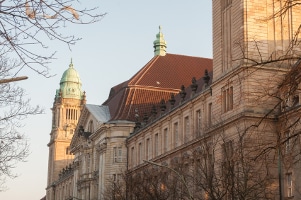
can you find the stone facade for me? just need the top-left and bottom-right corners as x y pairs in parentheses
(69, 105), (134, 199)
(46, 1), (301, 199)
(213, 0), (301, 81)
(127, 0), (301, 199)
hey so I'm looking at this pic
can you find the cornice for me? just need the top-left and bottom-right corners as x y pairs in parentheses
(128, 88), (211, 140)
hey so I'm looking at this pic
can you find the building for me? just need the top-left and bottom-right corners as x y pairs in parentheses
(46, 1), (301, 199)
(127, 1), (301, 199)
(45, 27), (212, 200)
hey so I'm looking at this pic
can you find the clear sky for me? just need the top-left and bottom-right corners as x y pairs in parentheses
(0, 1), (212, 199)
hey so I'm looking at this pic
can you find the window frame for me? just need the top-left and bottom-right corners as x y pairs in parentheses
(163, 128), (168, 153)
(113, 146), (123, 163)
(196, 109), (202, 137)
(138, 142), (143, 164)
(222, 86), (233, 113)
(146, 138), (151, 160)
(174, 122), (179, 148)
(208, 103), (212, 126)
(184, 116), (190, 142)
(154, 133), (159, 156)
(287, 173), (293, 197)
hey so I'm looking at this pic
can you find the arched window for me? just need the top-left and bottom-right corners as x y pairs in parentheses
(88, 120), (94, 133)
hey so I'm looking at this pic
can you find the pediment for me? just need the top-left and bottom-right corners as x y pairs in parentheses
(70, 104), (110, 151)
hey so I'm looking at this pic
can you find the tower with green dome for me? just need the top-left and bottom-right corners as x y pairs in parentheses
(46, 60), (86, 200)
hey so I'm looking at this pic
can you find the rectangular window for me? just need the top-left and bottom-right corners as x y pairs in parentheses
(95, 152), (99, 171)
(112, 173), (122, 199)
(194, 157), (201, 187)
(196, 110), (202, 137)
(113, 147), (122, 163)
(221, 141), (234, 200)
(221, 0), (232, 71)
(287, 173), (293, 197)
(131, 147), (135, 167)
(113, 173), (122, 182)
(155, 133), (159, 156)
(174, 122), (179, 148)
(229, 87), (233, 110)
(184, 116), (190, 142)
(66, 147), (70, 155)
(222, 140), (234, 184)
(223, 89), (227, 112)
(146, 138), (150, 160)
(208, 103), (212, 126)
(285, 131), (291, 153)
(87, 154), (91, 173)
(57, 108), (60, 127)
(222, 86), (233, 113)
(223, 140), (233, 160)
(205, 143), (214, 177)
(138, 143), (143, 164)
(164, 128), (168, 153)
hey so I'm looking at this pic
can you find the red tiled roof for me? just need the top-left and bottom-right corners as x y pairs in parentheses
(129, 53), (212, 89)
(111, 88), (177, 121)
(103, 53), (213, 121)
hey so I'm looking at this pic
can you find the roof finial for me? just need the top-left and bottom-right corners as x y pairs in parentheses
(69, 58), (73, 68)
(153, 25), (167, 56)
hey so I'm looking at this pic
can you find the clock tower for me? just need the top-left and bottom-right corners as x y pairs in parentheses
(46, 60), (86, 200)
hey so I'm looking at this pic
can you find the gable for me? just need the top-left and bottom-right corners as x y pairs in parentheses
(70, 104), (110, 150)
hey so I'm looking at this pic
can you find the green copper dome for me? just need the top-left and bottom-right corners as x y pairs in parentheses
(56, 60), (84, 100)
(60, 61), (82, 84)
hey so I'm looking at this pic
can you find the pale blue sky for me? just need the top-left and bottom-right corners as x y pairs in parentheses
(0, 1), (212, 199)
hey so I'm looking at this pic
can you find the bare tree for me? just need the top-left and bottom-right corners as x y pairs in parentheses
(120, 166), (176, 200)
(122, 134), (278, 200)
(0, 0), (104, 76)
(0, 58), (43, 191)
(103, 164), (186, 200)
(0, 0), (104, 190)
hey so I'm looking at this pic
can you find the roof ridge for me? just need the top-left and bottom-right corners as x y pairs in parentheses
(166, 53), (212, 60)
(113, 88), (131, 120)
(125, 88), (137, 120)
(128, 56), (160, 85)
